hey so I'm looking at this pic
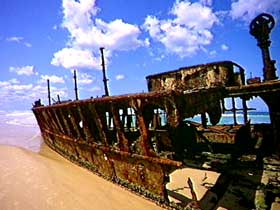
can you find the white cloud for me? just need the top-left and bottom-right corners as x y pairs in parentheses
(230, 0), (280, 22)
(39, 75), (65, 84)
(172, 0), (218, 30)
(52, 0), (147, 69)
(115, 74), (125, 80)
(62, 0), (99, 31)
(49, 86), (68, 100)
(6, 36), (32, 47)
(77, 72), (94, 85)
(29, 84), (68, 104)
(155, 54), (166, 61)
(53, 25), (58, 30)
(143, 16), (161, 37)
(33, 84), (67, 97)
(93, 18), (148, 50)
(9, 65), (37, 76)
(88, 86), (101, 92)
(209, 50), (217, 56)
(0, 77), (68, 109)
(221, 44), (229, 51)
(11, 84), (33, 91)
(6, 36), (24, 42)
(9, 78), (20, 84)
(51, 48), (101, 69)
(24, 42), (32, 48)
(0, 80), (34, 97)
(0, 78), (19, 87)
(143, 0), (218, 57)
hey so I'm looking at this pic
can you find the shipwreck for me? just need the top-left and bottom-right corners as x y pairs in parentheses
(32, 13), (280, 209)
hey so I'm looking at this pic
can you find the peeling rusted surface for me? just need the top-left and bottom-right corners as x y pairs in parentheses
(146, 61), (245, 92)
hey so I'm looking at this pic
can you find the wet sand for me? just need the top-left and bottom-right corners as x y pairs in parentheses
(0, 143), (165, 210)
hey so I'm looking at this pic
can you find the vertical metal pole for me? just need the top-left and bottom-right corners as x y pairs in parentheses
(201, 113), (207, 128)
(57, 94), (61, 103)
(100, 47), (109, 96)
(73, 70), (79, 100)
(47, 79), (51, 106)
(242, 98), (248, 124)
(232, 97), (237, 125)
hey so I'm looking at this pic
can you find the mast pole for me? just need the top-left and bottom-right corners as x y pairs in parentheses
(100, 47), (109, 96)
(47, 79), (51, 106)
(57, 94), (61, 103)
(73, 70), (79, 100)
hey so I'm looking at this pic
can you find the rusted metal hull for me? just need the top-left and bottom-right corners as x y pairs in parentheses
(32, 87), (226, 203)
(41, 128), (173, 201)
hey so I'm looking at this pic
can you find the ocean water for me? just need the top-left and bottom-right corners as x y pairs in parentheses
(0, 110), (271, 151)
(186, 111), (271, 125)
(0, 110), (42, 152)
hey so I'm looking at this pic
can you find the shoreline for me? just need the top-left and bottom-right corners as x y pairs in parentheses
(0, 144), (164, 210)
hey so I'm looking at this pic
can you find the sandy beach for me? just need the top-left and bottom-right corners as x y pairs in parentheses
(0, 112), (231, 210)
(0, 111), (164, 210)
(0, 143), (165, 210)
(0, 141), (223, 210)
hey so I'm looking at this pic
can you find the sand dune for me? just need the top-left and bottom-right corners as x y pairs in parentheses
(0, 144), (164, 210)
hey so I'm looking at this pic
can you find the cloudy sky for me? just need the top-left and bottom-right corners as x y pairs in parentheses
(0, 0), (280, 112)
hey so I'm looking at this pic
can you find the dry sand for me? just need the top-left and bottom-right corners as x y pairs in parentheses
(0, 122), (227, 210)
(0, 139), (225, 210)
(0, 144), (165, 210)
(167, 168), (220, 202)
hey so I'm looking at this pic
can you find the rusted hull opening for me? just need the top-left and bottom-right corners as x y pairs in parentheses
(32, 88), (226, 203)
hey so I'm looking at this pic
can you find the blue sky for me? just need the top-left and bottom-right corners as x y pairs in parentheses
(0, 0), (280, 112)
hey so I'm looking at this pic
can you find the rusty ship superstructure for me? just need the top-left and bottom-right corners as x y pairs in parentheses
(32, 14), (280, 209)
